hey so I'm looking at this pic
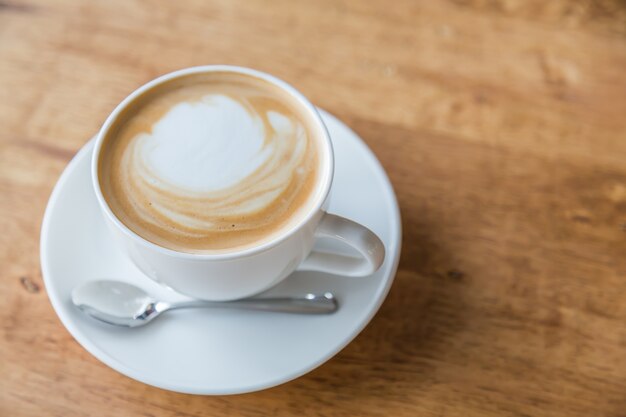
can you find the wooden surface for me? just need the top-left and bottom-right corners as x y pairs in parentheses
(1, 0), (626, 415)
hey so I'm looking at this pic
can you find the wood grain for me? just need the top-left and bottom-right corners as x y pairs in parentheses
(1, 0), (626, 415)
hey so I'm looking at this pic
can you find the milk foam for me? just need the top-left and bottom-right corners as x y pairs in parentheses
(137, 95), (272, 192)
(127, 92), (307, 220)
(100, 75), (319, 253)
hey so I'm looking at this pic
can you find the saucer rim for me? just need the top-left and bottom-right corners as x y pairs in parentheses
(40, 109), (402, 395)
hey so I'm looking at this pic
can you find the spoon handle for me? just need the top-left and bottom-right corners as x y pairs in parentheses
(162, 293), (338, 314)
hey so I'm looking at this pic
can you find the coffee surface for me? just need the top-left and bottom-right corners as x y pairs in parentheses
(98, 72), (320, 253)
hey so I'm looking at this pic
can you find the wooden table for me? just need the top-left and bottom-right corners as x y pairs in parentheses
(2, 0), (626, 415)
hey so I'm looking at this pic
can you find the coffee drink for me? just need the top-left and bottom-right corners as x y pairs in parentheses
(98, 72), (322, 254)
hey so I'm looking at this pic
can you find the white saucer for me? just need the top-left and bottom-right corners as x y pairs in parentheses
(41, 110), (401, 395)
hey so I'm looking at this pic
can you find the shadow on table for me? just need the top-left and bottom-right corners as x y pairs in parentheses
(271, 198), (470, 404)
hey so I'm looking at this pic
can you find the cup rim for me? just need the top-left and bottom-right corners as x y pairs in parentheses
(91, 65), (334, 260)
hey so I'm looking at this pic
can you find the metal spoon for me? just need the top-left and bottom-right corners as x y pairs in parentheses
(71, 280), (338, 327)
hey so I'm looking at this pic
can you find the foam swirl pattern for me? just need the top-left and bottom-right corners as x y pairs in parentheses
(99, 79), (318, 253)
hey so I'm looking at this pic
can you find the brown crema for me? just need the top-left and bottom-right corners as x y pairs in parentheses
(98, 72), (321, 254)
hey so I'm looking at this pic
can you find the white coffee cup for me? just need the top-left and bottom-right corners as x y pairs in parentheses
(92, 65), (385, 301)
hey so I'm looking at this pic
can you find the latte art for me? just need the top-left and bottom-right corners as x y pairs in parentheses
(126, 95), (307, 226)
(99, 73), (320, 253)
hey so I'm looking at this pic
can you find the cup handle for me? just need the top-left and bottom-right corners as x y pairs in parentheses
(297, 213), (385, 277)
